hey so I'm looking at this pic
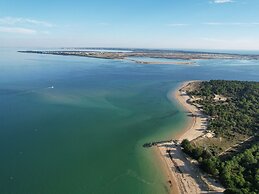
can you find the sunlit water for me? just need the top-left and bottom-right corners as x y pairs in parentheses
(0, 48), (259, 194)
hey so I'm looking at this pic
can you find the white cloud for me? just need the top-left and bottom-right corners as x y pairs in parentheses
(0, 17), (53, 35)
(0, 17), (53, 27)
(0, 26), (37, 34)
(213, 0), (233, 3)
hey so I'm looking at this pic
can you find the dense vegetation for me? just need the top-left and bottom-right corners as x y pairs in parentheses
(188, 80), (259, 138)
(182, 140), (259, 194)
(182, 80), (259, 194)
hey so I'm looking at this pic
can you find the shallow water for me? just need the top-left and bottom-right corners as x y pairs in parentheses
(0, 48), (259, 194)
(127, 56), (190, 64)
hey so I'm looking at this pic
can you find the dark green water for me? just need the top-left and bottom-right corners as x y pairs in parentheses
(0, 48), (259, 194)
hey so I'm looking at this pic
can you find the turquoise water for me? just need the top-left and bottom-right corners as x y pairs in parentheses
(0, 48), (259, 194)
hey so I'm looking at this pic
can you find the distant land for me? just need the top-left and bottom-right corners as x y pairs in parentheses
(19, 49), (259, 65)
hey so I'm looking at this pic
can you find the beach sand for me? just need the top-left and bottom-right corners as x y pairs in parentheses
(156, 81), (224, 194)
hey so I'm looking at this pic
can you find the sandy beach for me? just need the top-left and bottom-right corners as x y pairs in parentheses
(156, 81), (224, 194)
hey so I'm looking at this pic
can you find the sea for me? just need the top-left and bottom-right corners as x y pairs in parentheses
(0, 48), (259, 194)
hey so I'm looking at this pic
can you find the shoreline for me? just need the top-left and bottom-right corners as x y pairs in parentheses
(127, 59), (195, 66)
(173, 81), (208, 142)
(153, 147), (179, 194)
(156, 81), (224, 194)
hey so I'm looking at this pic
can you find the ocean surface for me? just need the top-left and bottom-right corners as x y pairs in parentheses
(0, 48), (259, 194)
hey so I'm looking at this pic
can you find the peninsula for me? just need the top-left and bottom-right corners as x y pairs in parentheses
(19, 49), (259, 64)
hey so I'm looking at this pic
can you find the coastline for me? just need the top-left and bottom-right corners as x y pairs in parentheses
(127, 59), (195, 65)
(19, 50), (259, 61)
(156, 81), (224, 194)
(173, 81), (208, 142)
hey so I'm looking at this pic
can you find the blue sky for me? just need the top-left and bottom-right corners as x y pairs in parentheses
(0, 0), (259, 50)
